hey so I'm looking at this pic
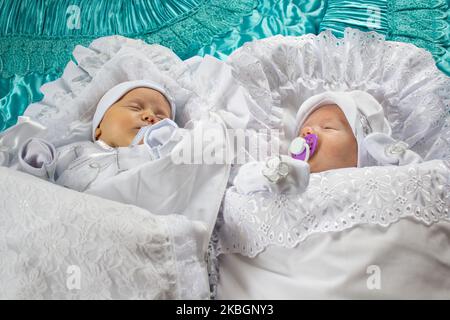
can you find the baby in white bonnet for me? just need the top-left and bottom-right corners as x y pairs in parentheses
(92, 80), (177, 148)
(18, 80), (180, 191)
(235, 90), (423, 195)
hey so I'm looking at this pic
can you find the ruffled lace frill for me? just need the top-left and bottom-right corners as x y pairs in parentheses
(226, 28), (450, 160)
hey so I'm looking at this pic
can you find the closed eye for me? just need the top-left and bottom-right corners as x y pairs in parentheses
(127, 105), (142, 111)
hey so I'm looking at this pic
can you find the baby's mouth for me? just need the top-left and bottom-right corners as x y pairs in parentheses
(133, 125), (147, 131)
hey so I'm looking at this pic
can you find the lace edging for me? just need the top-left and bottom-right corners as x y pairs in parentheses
(217, 160), (450, 258)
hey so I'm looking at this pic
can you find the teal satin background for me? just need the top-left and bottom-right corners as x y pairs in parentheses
(197, 0), (326, 59)
(387, 0), (450, 76)
(0, 0), (328, 132)
(1, 0), (449, 133)
(319, 0), (388, 37)
(0, 0), (258, 132)
(0, 72), (59, 131)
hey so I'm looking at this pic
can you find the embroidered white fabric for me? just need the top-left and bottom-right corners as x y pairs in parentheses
(0, 166), (210, 299)
(217, 160), (450, 258)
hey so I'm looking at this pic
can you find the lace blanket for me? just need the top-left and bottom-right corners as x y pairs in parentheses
(0, 167), (210, 299)
(217, 160), (450, 258)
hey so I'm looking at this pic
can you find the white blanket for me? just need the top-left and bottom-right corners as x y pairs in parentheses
(216, 161), (450, 298)
(0, 167), (210, 299)
(0, 35), (231, 299)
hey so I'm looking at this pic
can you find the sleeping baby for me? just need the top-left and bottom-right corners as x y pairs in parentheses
(234, 90), (424, 195)
(18, 80), (180, 192)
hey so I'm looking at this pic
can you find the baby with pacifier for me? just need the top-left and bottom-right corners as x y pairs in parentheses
(235, 90), (423, 195)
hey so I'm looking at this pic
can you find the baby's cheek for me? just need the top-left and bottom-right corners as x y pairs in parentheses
(323, 137), (347, 160)
(118, 115), (133, 126)
(113, 116), (135, 132)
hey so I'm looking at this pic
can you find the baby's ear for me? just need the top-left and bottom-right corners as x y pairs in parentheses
(95, 127), (101, 140)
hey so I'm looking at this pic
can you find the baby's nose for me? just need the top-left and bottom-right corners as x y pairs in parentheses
(143, 113), (157, 124)
(300, 126), (315, 137)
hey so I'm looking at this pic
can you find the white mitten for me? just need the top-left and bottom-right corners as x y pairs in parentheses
(18, 137), (57, 180)
(140, 119), (179, 159)
(234, 155), (310, 195)
(364, 132), (423, 166)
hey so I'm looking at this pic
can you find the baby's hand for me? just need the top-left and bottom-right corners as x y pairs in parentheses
(234, 155), (310, 195)
(18, 137), (57, 180)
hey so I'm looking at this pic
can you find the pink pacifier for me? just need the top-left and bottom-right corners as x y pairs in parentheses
(289, 134), (318, 161)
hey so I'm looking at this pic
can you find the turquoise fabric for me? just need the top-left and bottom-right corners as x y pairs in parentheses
(0, 0), (257, 131)
(386, 0), (450, 76)
(0, 0), (328, 132)
(0, 72), (59, 130)
(0, 0), (257, 77)
(197, 0), (326, 59)
(1, 0), (449, 133)
(319, 0), (389, 37)
(317, 0), (450, 76)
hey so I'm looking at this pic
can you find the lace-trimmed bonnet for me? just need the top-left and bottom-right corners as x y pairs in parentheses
(295, 90), (420, 167)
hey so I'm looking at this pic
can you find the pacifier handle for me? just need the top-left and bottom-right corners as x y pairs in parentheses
(290, 133), (318, 161)
(289, 137), (310, 161)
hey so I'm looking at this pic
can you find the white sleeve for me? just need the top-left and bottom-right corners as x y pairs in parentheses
(234, 155), (310, 195)
(18, 137), (58, 181)
(364, 132), (423, 166)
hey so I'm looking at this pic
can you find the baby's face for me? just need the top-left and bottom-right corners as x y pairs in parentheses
(95, 87), (172, 147)
(298, 104), (357, 173)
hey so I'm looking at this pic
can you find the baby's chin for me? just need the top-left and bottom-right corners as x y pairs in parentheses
(309, 160), (357, 173)
(309, 163), (324, 173)
(108, 139), (134, 148)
